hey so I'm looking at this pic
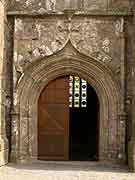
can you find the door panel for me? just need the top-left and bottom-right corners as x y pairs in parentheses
(38, 77), (69, 160)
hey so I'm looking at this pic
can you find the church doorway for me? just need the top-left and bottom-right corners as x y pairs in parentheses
(38, 75), (99, 161)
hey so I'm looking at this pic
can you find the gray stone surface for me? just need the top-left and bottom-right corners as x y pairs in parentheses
(1, 0), (135, 173)
(0, 162), (135, 180)
(8, 0), (131, 12)
(0, 0), (9, 167)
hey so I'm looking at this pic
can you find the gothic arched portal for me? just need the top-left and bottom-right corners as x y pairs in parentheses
(11, 44), (124, 164)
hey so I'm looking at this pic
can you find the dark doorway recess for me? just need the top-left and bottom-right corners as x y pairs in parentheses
(69, 84), (99, 161)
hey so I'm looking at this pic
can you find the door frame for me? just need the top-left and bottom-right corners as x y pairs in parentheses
(12, 53), (122, 164)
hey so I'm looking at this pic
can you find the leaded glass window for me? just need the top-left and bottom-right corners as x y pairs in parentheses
(69, 75), (73, 107)
(69, 75), (87, 108)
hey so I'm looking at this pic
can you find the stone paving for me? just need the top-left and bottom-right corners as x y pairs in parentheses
(0, 161), (135, 180)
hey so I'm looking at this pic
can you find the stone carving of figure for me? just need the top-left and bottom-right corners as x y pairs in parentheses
(102, 38), (110, 54)
(46, 0), (56, 10)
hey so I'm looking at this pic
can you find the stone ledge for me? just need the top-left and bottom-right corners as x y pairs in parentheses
(7, 10), (132, 17)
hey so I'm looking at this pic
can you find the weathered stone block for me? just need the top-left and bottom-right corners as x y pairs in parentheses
(8, 0), (131, 12)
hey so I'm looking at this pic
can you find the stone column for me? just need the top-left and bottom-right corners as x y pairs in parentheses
(65, 0), (70, 9)
(0, 0), (9, 166)
(128, 64), (135, 172)
(64, 0), (78, 9)
(128, 11), (135, 172)
(6, 17), (17, 162)
(119, 18), (127, 163)
(10, 111), (19, 162)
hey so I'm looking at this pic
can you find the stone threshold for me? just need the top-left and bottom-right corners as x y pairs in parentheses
(6, 160), (129, 173)
(30, 160), (128, 169)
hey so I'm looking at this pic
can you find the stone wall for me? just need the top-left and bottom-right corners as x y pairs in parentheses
(8, 0), (131, 12)
(13, 16), (123, 78)
(0, 0), (135, 172)
(126, 2), (135, 171)
(0, 0), (9, 166)
(10, 9), (127, 166)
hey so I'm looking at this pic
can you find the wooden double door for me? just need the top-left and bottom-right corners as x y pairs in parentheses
(38, 77), (69, 160)
(38, 76), (99, 161)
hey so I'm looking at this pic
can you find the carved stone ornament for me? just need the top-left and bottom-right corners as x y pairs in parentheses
(70, 18), (112, 63)
(14, 17), (124, 78)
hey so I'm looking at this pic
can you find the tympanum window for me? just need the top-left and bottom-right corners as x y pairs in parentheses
(69, 76), (87, 108)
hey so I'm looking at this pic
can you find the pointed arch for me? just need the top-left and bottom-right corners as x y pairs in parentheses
(11, 44), (124, 163)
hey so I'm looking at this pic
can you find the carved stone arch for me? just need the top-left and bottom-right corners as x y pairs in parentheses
(12, 49), (125, 163)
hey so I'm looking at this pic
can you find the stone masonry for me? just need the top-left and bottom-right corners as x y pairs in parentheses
(1, 0), (135, 173)
(0, 0), (9, 166)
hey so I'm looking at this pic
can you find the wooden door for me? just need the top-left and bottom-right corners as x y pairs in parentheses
(38, 76), (69, 160)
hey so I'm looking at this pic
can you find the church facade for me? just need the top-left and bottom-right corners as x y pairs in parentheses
(1, 0), (135, 172)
